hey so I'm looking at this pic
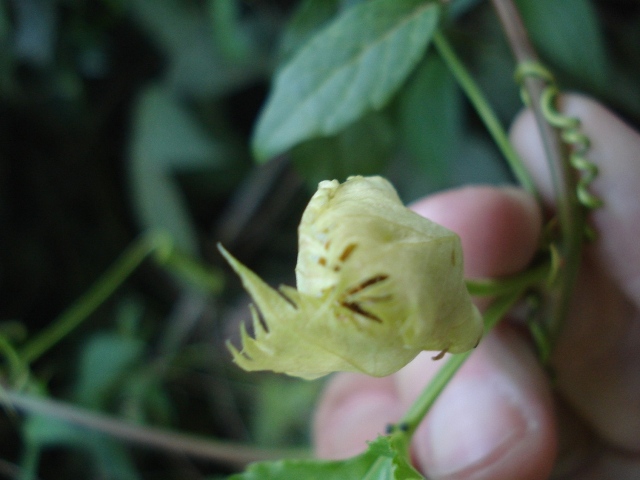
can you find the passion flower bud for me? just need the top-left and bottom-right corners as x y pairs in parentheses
(219, 176), (482, 380)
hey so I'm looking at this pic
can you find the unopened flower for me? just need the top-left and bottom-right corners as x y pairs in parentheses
(219, 176), (482, 380)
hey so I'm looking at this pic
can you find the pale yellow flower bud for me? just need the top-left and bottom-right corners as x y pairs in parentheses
(220, 176), (482, 379)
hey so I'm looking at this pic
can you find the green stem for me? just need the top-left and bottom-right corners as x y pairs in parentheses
(18, 234), (170, 364)
(465, 261), (550, 297)
(433, 30), (537, 197)
(490, 0), (585, 343)
(0, 336), (25, 383)
(399, 289), (523, 437)
(161, 249), (224, 294)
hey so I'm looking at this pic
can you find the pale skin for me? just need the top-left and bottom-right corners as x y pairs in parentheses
(313, 95), (640, 479)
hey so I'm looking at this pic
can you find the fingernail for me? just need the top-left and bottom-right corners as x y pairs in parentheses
(420, 378), (530, 478)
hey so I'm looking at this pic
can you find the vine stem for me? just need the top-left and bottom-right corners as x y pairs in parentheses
(18, 235), (167, 364)
(432, 31), (537, 197)
(2, 389), (309, 468)
(465, 261), (550, 297)
(399, 289), (524, 437)
(18, 233), (223, 365)
(490, 0), (585, 342)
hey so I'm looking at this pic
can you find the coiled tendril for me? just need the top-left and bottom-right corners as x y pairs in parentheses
(515, 61), (603, 211)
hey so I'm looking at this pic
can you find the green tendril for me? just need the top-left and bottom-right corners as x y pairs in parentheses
(515, 61), (603, 212)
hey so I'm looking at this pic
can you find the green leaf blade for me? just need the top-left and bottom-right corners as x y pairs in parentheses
(292, 112), (395, 188)
(228, 435), (424, 480)
(253, 0), (440, 162)
(398, 53), (463, 190)
(516, 0), (609, 91)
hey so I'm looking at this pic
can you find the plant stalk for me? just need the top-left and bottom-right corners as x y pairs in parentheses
(490, 0), (585, 343)
(432, 30), (537, 197)
(465, 261), (550, 297)
(18, 235), (165, 364)
(3, 390), (310, 468)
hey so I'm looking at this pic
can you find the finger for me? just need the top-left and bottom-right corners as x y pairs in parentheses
(393, 183), (555, 479)
(313, 374), (401, 459)
(313, 186), (544, 463)
(397, 327), (556, 480)
(410, 186), (541, 278)
(510, 94), (640, 449)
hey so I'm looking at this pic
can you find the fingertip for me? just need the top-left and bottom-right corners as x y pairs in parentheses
(411, 186), (542, 278)
(400, 327), (557, 479)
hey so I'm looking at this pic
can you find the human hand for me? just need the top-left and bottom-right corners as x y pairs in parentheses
(312, 95), (640, 479)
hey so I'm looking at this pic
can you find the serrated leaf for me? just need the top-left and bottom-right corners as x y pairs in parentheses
(228, 435), (424, 480)
(516, 0), (609, 91)
(253, 0), (440, 162)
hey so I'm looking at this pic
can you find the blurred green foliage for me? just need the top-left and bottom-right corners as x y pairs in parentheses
(0, 0), (638, 478)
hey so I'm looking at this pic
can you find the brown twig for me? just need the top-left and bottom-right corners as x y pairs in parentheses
(4, 390), (310, 469)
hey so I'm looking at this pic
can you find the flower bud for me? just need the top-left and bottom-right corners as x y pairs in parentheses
(220, 176), (482, 379)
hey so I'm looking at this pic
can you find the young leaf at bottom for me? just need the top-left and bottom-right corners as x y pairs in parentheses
(228, 434), (424, 480)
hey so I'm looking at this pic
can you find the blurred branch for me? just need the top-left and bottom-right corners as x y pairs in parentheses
(3, 390), (310, 469)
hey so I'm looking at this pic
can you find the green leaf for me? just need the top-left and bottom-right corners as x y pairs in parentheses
(278, 0), (340, 62)
(209, 0), (253, 63)
(454, 132), (511, 185)
(516, 0), (609, 91)
(131, 85), (224, 169)
(22, 414), (87, 448)
(228, 435), (424, 480)
(253, 0), (440, 162)
(12, 0), (57, 68)
(73, 332), (145, 409)
(447, 0), (483, 18)
(291, 112), (395, 189)
(252, 377), (323, 447)
(398, 53), (462, 190)
(22, 415), (140, 480)
(128, 0), (267, 96)
(129, 85), (224, 253)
